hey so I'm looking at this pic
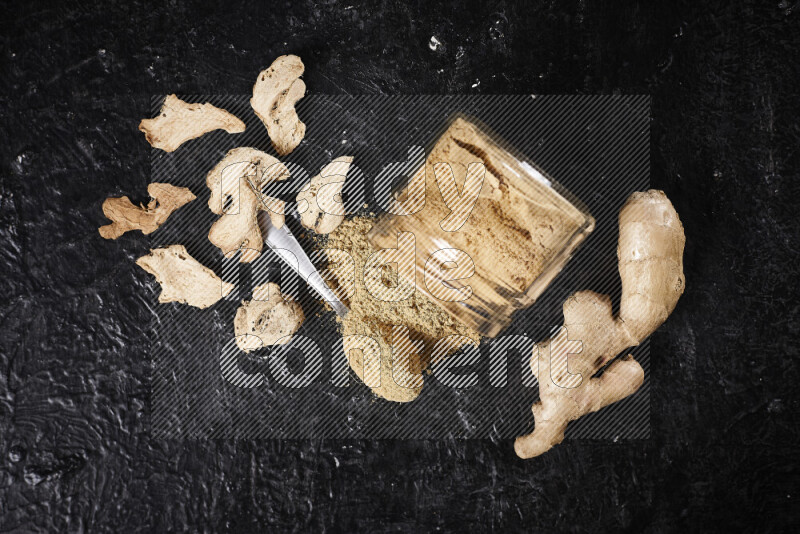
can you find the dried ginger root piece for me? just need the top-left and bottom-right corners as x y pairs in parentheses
(99, 183), (195, 239)
(139, 94), (246, 152)
(251, 55), (306, 156)
(206, 147), (290, 262)
(234, 283), (304, 352)
(136, 244), (234, 309)
(297, 156), (353, 235)
(514, 190), (685, 458)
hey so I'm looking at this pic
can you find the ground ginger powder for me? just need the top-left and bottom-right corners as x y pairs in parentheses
(326, 217), (481, 403)
(324, 117), (591, 401)
(370, 117), (591, 336)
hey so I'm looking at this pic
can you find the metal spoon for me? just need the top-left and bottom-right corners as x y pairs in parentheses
(257, 211), (349, 317)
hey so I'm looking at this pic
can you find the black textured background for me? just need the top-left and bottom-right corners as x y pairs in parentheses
(2, 1), (799, 532)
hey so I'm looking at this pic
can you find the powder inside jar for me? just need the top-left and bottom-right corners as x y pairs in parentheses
(370, 117), (593, 337)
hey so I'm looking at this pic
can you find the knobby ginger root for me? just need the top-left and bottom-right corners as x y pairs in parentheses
(251, 55), (306, 156)
(139, 94), (245, 152)
(206, 147), (290, 262)
(514, 190), (685, 459)
(234, 283), (305, 351)
(297, 156), (353, 235)
(99, 183), (195, 239)
(136, 245), (234, 309)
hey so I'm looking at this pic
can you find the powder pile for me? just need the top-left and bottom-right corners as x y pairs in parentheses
(326, 217), (481, 402)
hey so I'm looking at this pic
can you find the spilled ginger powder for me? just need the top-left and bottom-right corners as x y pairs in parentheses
(326, 217), (480, 403)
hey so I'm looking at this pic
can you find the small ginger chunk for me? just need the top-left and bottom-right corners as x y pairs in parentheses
(139, 94), (246, 152)
(297, 156), (353, 235)
(206, 147), (290, 262)
(251, 55), (306, 156)
(136, 245), (234, 309)
(99, 183), (195, 239)
(234, 283), (305, 352)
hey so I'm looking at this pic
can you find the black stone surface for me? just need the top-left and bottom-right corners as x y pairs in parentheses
(1, 0), (798, 532)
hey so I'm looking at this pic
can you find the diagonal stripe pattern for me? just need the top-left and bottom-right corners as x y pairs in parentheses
(147, 94), (650, 440)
